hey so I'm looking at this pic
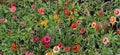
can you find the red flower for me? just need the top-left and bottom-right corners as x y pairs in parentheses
(41, 34), (51, 45)
(57, 42), (63, 48)
(34, 37), (40, 43)
(31, 5), (35, 10)
(9, 6), (16, 13)
(44, 43), (50, 49)
(64, 46), (70, 52)
(72, 44), (80, 52)
(38, 7), (45, 14)
(64, 10), (70, 15)
(71, 8), (75, 12)
(70, 23), (78, 29)
(98, 10), (104, 15)
(11, 43), (18, 51)
(79, 28), (86, 34)
(11, 1), (16, 6)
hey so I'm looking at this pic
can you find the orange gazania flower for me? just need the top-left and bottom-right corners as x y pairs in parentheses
(53, 15), (58, 20)
(116, 29), (120, 34)
(109, 16), (116, 25)
(11, 43), (18, 50)
(72, 44), (80, 52)
(91, 22), (97, 28)
(46, 52), (53, 55)
(91, 22), (101, 31)
(40, 20), (47, 26)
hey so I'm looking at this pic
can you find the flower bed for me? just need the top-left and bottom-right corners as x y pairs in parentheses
(0, 0), (120, 55)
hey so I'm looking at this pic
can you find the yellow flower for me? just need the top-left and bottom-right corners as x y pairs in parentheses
(45, 52), (53, 55)
(91, 22), (97, 28)
(109, 16), (116, 25)
(53, 15), (58, 20)
(40, 20), (47, 26)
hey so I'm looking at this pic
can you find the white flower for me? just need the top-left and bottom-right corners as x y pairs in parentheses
(53, 46), (60, 53)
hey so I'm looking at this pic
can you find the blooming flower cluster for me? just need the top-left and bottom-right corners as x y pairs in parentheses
(1, 0), (120, 55)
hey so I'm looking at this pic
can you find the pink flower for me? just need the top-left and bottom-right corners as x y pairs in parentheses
(9, 6), (16, 13)
(76, 20), (82, 24)
(114, 9), (120, 16)
(79, 28), (86, 34)
(25, 51), (34, 55)
(38, 7), (44, 14)
(98, 10), (104, 15)
(34, 37), (40, 43)
(25, 51), (29, 55)
(41, 34), (51, 45)
(103, 37), (109, 45)
(31, 5), (35, 10)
